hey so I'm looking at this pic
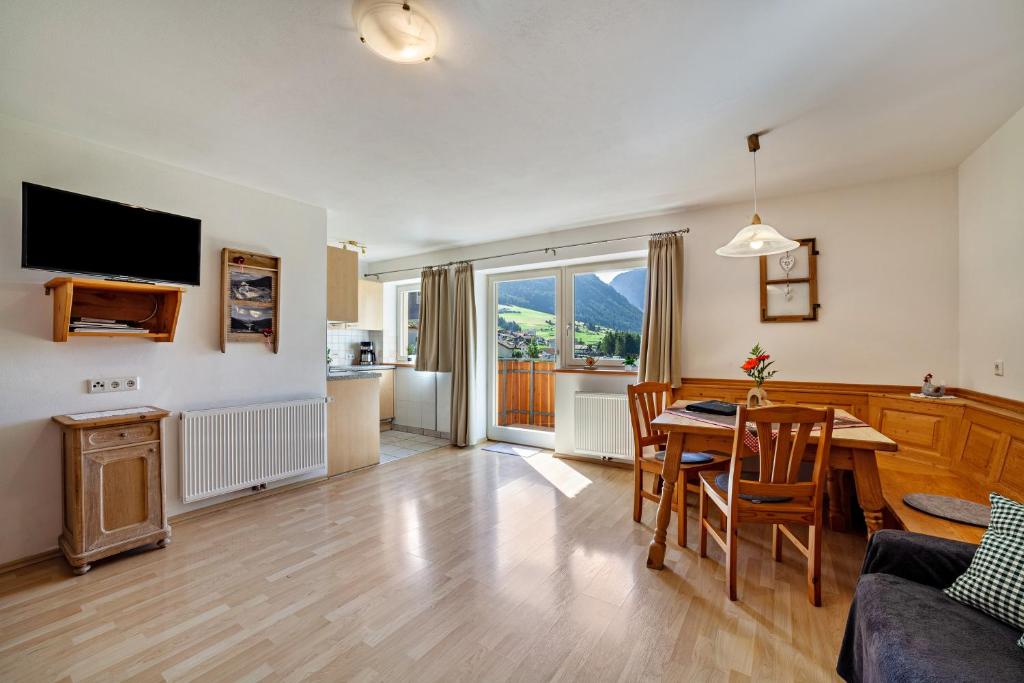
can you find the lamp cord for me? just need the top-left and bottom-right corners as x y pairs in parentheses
(752, 150), (758, 215)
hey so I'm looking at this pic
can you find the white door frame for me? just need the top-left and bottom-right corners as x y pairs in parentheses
(486, 268), (561, 448)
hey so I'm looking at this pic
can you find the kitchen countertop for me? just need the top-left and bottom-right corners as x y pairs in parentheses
(327, 371), (381, 381)
(328, 364), (396, 371)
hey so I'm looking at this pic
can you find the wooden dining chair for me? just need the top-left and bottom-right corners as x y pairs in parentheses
(627, 382), (729, 547)
(697, 404), (835, 605)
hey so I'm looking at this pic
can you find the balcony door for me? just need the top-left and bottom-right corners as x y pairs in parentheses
(487, 269), (561, 448)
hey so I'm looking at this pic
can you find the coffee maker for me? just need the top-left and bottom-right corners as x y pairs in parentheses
(359, 340), (377, 366)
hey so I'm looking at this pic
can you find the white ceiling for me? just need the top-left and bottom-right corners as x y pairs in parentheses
(2, 1), (1023, 260)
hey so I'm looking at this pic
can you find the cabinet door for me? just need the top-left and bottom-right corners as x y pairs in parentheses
(82, 442), (163, 552)
(356, 279), (384, 330)
(327, 379), (381, 475)
(379, 370), (395, 420)
(327, 247), (358, 322)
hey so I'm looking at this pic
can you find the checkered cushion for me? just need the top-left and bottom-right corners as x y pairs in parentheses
(944, 493), (1024, 649)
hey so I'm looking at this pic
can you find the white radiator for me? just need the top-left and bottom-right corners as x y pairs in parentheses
(180, 398), (327, 503)
(573, 392), (633, 461)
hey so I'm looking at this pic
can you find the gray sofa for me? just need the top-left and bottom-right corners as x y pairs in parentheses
(837, 530), (1024, 682)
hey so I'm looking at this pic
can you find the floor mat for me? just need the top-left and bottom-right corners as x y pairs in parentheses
(482, 442), (542, 457)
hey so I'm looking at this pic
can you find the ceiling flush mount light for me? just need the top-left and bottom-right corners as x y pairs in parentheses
(715, 134), (799, 258)
(355, 1), (438, 64)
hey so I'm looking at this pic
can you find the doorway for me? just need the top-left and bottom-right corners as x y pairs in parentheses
(487, 270), (560, 448)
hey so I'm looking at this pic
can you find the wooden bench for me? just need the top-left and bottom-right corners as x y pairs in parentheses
(871, 393), (1024, 543)
(876, 457), (987, 544)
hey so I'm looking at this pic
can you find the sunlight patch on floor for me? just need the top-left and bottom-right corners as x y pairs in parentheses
(522, 452), (592, 498)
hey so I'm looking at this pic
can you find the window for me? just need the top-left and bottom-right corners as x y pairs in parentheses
(397, 285), (420, 358)
(563, 260), (646, 366)
(495, 274), (559, 362)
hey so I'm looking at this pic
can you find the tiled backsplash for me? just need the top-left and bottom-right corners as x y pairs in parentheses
(327, 326), (383, 366)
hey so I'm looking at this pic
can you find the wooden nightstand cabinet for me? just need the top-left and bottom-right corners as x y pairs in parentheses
(53, 407), (172, 574)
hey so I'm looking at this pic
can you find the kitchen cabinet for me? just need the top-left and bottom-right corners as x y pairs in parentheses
(327, 376), (380, 475)
(379, 368), (395, 421)
(327, 246), (358, 322)
(352, 279), (384, 330)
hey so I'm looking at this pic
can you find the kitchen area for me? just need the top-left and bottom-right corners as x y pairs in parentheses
(325, 245), (450, 476)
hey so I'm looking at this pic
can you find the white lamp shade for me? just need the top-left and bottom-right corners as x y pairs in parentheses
(715, 218), (799, 258)
(355, 2), (438, 64)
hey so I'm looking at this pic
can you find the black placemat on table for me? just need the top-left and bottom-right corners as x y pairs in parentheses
(903, 493), (990, 527)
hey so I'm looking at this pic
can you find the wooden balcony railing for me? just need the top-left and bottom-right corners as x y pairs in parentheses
(496, 359), (555, 428)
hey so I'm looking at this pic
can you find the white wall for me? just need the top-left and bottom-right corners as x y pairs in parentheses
(369, 170), (960, 387)
(958, 105), (1024, 400)
(0, 117), (327, 565)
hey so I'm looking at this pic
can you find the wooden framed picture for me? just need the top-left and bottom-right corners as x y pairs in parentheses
(759, 238), (819, 322)
(221, 248), (281, 352)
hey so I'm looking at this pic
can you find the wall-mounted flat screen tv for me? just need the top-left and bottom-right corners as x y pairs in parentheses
(21, 182), (202, 286)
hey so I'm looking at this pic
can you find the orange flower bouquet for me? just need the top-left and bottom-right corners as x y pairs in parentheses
(741, 343), (777, 388)
(741, 343), (777, 407)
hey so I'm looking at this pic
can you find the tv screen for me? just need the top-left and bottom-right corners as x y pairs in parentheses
(21, 183), (202, 286)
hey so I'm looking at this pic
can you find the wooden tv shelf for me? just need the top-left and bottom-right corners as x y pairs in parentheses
(43, 277), (184, 342)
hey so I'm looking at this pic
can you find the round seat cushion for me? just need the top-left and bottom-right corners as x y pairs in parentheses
(714, 472), (792, 504)
(654, 450), (714, 465)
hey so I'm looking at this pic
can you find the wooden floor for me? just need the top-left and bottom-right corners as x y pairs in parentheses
(0, 445), (865, 682)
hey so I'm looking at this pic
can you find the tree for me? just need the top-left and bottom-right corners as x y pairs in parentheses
(599, 331), (640, 358)
(497, 316), (521, 333)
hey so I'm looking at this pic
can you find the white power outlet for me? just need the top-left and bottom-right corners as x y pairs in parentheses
(87, 376), (141, 394)
(995, 360), (1005, 377)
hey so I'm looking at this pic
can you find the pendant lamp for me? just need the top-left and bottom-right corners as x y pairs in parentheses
(716, 134), (799, 258)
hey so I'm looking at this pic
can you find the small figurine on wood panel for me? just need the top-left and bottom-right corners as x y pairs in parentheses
(221, 248), (281, 353)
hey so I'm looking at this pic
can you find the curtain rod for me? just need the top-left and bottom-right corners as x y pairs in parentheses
(363, 228), (689, 278)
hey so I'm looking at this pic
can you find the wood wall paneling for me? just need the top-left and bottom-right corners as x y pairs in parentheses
(997, 437), (1024, 500)
(868, 398), (959, 466)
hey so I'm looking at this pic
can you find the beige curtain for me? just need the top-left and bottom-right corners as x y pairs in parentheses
(415, 267), (452, 372)
(449, 263), (476, 446)
(638, 233), (685, 387)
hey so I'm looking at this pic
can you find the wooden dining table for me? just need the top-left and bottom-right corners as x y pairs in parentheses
(646, 400), (898, 570)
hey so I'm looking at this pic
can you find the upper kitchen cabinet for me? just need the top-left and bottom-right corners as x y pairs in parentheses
(354, 279), (384, 330)
(327, 246), (358, 322)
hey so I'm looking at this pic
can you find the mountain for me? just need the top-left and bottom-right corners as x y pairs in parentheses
(609, 268), (647, 311)
(497, 278), (555, 314)
(572, 274), (643, 332)
(498, 274), (643, 332)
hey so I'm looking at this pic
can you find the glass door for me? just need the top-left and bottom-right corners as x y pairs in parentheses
(487, 269), (560, 448)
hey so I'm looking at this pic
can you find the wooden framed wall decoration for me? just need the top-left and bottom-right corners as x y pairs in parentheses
(221, 248), (281, 353)
(759, 238), (819, 322)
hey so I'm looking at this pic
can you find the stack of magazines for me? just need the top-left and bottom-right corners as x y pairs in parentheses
(70, 317), (150, 334)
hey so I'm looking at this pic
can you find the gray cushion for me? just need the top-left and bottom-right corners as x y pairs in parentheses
(713, 472), (792, 504)
(653, 450), (714, 465)
(944, 492), (1024, 647)
(838, 572), (1024, 682)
